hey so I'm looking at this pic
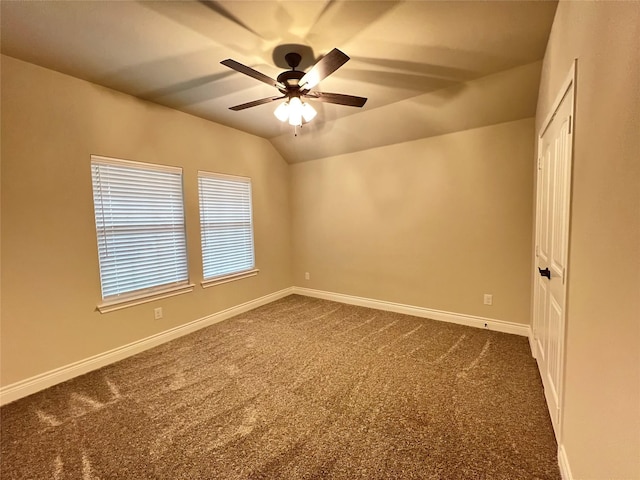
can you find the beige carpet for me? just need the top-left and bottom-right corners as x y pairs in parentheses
(1, 295), (560, 479)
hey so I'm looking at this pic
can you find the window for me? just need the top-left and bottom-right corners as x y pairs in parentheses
(198, 171), (257, 286)
(91, 156), (192, 311)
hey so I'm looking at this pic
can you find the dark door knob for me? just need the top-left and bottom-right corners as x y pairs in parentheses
(538, 267), (551, 279)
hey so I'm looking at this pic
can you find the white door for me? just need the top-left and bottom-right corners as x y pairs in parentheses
(533, 72), (574, 438)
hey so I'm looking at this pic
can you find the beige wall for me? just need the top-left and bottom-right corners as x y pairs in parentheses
(291, 118), (535, 324)
(0, 55), (292, 386)
(536, 1), (640, 478)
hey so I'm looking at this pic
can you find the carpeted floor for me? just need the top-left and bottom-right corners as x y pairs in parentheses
(1, 295), (560, 479)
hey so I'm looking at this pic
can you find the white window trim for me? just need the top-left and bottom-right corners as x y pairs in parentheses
(92, 155), (182, 174)
(201, 268), (259, 289)
(97, 283), (195, 313)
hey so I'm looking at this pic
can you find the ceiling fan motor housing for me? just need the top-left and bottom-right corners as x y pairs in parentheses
(277, 70), (305, 92)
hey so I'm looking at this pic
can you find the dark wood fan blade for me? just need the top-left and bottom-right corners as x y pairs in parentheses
(299, 48), (350, 90)
(305, 91), (367, 107)
(221, 59), (286, 90)
(229, 96), (285, 111)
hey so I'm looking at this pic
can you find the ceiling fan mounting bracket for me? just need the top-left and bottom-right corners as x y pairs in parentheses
(284, 52), (302, 70)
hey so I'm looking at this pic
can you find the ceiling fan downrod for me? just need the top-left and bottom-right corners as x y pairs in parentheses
(276, 52), (305, 92)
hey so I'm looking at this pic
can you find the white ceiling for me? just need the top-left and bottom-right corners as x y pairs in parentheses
(1, 0), (557, 163)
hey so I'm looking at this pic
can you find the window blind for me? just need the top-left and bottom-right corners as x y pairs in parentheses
(198, 172), (255, 280)
(91, 156), (188, 300)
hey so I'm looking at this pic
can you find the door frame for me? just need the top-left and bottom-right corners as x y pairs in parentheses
(531, 59), (577, 442)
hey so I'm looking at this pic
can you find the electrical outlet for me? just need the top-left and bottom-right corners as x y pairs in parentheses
(305, 272), (310, 280)
(154, 307), (163, 320)
(483, 294), (493, 306)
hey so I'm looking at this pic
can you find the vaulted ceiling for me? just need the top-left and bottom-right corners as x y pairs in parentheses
(1, 0), (557, 163)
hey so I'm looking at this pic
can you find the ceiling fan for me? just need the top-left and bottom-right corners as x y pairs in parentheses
(220, 48), (367, 130)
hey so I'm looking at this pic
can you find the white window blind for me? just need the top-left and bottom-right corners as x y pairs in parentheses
(198, 172), (255, 281)
(91, 156), (189, 300)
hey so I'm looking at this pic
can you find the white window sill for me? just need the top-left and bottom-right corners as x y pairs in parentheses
(97, 283), (195, 313)
(201, 269), (259, 288)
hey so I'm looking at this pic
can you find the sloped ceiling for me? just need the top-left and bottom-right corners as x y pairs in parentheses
(0, 0), (557, 163)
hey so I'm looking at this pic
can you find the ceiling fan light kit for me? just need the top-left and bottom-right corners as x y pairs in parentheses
(273, 101), (290, 122)
(221, 48), (367, 134)
(273, 96), (317, 126)
(301, 101), (317, 122)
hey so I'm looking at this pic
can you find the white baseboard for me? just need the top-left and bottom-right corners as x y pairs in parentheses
(558, 443), (573, 480)
(292, 287), (531, 337)
(528, 330), (537, 358)
(0, 287), (294, 406)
